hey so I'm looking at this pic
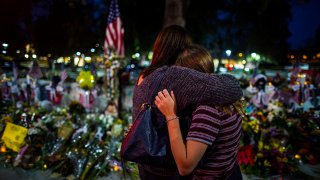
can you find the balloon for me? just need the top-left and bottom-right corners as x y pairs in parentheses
(76, 71), (95, 90)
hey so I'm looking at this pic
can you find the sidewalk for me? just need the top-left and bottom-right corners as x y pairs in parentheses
(0, 166), (124, 180)
(0, 166), (306, 180)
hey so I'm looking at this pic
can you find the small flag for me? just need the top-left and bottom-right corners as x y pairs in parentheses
(60, 70), (68, 83)
(104, 0), (125, 57)
(12, 62), (18, 80)
(28, 61), (43, 79)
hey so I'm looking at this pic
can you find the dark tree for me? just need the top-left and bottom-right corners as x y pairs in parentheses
(186, 0), (292, 66)
(0, 0), (33, 53)
(120, 0), (164, 55)
(0, 0), (303, 64)
(32, 0), (108, 56)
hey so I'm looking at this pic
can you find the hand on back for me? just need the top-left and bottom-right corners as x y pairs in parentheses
(154, 89), (177, 119)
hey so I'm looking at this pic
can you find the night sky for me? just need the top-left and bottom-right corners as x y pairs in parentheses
(1, 0), (319, 53)
(289, 0), (320, 50)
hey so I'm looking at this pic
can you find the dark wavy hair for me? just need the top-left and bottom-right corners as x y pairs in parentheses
(141, 25), (192, 78)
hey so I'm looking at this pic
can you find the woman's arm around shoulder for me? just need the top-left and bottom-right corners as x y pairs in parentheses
(162, 66), (243, 111)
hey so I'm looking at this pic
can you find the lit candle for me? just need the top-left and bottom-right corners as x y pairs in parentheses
(113, 165), (119, 171)
(1, 145), (6, 153)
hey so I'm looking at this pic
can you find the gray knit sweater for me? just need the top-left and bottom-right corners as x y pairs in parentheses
(132, 65), (243, 121)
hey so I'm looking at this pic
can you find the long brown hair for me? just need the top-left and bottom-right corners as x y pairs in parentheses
(141, 25), (192, 78)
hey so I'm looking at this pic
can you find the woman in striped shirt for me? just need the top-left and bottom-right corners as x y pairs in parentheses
(155, 45), (244, 180)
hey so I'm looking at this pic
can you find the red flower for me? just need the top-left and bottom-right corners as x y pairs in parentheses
(238, 145), (255, 166)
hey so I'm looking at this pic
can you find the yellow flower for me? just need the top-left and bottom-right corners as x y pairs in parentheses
(248, 119), (260, 133)
(111, 119), (124, 138)
(258, 141), (263, 150)
(257, 152), (263, 158)
(282, 157), (288, 163)
(257, 111), (263, 116)
(264, 145), (270, 150)
(279, 147), (284, 153)
(311, 130), (320, 136)
(273, 142), (280, 149)
(264, 160), (271, 167)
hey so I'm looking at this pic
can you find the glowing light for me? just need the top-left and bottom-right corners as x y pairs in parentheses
(242, 60), (246, 64)
(74, 57), (80, 65)
(302, 55), (307, 59)
(290, 55), (294, 59)
(132, 53), (140, 59)
(91, 75), (94, 83)
(238, 53), (243, 57)
(1, 145), (6, 153)
(2, 51), (6, 54)
(64, 57), (71, 64)
(2, 43), (8, 47)
(294, 154), (301, 160)
(25, 54), (29, 58)
(57, 57), (64, 63)
(76, 52), (81, 56)
(90, 48), (95, 53)
(251, 53), (257, 57)
(113, 165), (119, 171)
(16, 50), (20, 54)
(148, 52), (153, 60)
(78, 58), (84, 67)
(234, 64), (244, 69)
(226, 50), (231, 56)
(43, 164), (47, 169)
(244, 67), (250, 72)
(219, 67), (227, 73)
(84, 57), (92, 62)
(32, 54), (37, 58)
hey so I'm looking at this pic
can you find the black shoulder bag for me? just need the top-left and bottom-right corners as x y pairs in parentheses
(120, 74), (176, 168)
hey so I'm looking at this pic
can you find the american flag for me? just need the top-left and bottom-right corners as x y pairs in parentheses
(104, 0), (125, 57)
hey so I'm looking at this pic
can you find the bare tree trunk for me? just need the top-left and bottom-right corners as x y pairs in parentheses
(163, 0), (188, 28)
